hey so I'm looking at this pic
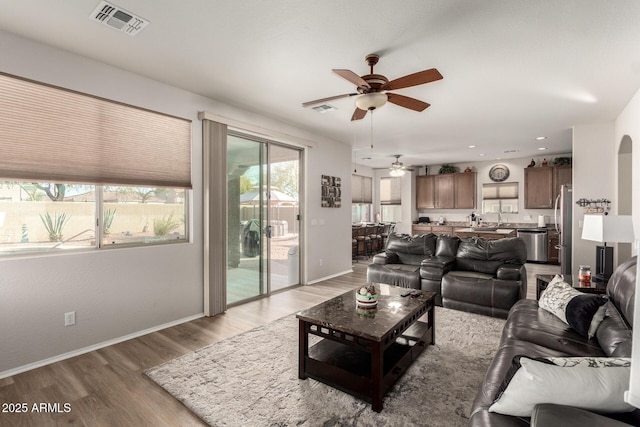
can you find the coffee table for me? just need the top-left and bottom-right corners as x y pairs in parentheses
(296, 284), (436, 412)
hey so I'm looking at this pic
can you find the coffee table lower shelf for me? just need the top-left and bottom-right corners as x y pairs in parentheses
(299, 319), (433, 412)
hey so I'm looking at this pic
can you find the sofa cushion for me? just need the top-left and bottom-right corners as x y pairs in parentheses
(386, 232), (436, 255)
(531, 404), (634, 427)
(596, 301), (633, 357)
(606, 256), (636, 327)
(447, 270), (493, 280)
(434, 235), (460, 258)
(489, 356), (633, 417)
(366, 263), (420, 289)
(539, 276), (608, 338)
(442, 275), (522, 312)
(501, 300), (605, 356)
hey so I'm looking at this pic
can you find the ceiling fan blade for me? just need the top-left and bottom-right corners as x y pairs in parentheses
(351, 108), (368, 121)
(302, 93), (358, 108)
(383, 68), (443, 91)
(387, 93), (431, 111)
(333, 69), (371, 89)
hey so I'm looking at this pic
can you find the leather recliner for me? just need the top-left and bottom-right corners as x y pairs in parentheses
(367, 233), (527, 317)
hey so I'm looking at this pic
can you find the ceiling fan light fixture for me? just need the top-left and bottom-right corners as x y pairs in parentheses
(389, 168), (405, 177)
(355, 93), (388, 111)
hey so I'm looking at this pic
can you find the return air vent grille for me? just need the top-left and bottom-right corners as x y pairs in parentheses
(90, 1), (149, 36)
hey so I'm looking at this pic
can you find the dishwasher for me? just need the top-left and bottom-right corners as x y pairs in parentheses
(516, 228), (548, 263)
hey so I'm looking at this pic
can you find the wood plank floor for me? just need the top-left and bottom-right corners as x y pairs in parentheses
(0, 260), (558, 426)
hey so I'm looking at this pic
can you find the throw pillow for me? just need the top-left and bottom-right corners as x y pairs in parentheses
(489, 356), (633, 417)
(538, 275), (608, 338)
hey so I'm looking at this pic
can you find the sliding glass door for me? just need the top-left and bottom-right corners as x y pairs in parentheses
(226, 133), (301, 305)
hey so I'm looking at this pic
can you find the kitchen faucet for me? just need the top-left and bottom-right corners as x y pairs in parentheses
(497, 212), (503, 227)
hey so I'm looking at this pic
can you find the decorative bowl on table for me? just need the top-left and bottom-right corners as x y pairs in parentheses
(356, 283), (378, 308)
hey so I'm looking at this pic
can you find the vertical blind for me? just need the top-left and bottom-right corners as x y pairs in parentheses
(0, 72), (192, 188)
(351, 174), (372, 203)
(380, 177), (402, 205)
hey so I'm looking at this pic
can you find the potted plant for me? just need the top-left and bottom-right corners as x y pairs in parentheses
(439, 164), (457, 174)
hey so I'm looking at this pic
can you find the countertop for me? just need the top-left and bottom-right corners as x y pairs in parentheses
(453, 228), (516, 235)
(413, 222), (556, 230)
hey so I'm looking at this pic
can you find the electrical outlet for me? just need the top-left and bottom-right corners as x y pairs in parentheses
(524, 215), (532, 221)
(64, 311), (76, 326)
(319, 259), (323, 266)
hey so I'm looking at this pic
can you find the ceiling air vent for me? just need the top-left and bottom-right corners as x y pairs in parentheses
(90, 1), (149, 36)
(312, 104), (337, 113)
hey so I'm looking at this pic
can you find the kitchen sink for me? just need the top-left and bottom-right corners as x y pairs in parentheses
(472, 227), (498, 231)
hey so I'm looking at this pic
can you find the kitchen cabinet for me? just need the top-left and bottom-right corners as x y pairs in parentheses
(434, 174), (455, 208)
(524, 167), (554, 208)
(455, 172), (477, 209)
(416, 175), (435, 209)
(548, 230), (560, 265)
(524, 165), (572, 209)
(426, 172), (476, 210)
(553, 165), (572, 200)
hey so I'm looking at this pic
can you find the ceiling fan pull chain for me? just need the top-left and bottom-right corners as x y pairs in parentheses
(370, 111), (374, 149)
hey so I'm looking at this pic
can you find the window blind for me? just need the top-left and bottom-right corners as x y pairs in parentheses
(482, 182), (518, 199)
(380, 177), (401, 205)
(351, 174), (372, 203)
(0, 72), (192, 188)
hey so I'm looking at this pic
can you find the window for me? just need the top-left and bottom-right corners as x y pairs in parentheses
(380, 177), (402, 222)
(352, 174), (373, 223)
(0, 181), (187, 255)
(482, 183), (519, 214)
(0, 73), (191, 256)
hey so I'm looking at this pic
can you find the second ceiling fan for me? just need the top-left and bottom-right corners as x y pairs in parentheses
(303, 54), (443, 121)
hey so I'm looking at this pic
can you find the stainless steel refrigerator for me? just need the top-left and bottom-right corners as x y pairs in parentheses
(554, 184), (572, 275)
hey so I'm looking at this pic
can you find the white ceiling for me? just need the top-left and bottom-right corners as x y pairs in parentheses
(2, 1), (640, 169)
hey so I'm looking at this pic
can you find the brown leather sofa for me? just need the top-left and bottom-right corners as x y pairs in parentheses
(470, 256), (639, 426)
(366, 233), (527, 317)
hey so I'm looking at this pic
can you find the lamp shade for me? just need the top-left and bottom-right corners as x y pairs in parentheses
(355, 93), (388, 111)
(581, 215), (636, 243)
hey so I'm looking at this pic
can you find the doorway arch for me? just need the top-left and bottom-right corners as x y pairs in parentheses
(617, 135), (632, 263)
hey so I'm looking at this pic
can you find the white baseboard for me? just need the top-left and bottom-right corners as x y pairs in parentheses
(307, 269), (353, 285)
(0, 312), (205, 380)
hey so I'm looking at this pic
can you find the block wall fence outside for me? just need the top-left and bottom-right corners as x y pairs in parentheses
(0, 201), (184, 245)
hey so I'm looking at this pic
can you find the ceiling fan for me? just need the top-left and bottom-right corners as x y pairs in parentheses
(302, 54), (443, 121)
(389, 155), (414, 177)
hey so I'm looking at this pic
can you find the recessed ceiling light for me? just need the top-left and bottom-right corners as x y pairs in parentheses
(496, 157), (502, 160)
(479, 153), (486, 156)
(538, 147), (547, 151)
(535, 136), (547, 140)
(468, 145), (476, 148)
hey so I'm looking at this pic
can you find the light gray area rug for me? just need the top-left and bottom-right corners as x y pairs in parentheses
(145, 307), (505, 427)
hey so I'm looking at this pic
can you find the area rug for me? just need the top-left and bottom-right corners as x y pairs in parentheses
(145, 307), (504, 426)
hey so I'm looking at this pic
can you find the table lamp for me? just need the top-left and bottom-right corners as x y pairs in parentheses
(581, 214), (635, 282)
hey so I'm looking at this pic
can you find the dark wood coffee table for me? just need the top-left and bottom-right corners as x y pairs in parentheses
(296, 284), (436, 412)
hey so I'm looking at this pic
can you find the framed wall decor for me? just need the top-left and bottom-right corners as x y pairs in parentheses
(321, 175), (341, 207)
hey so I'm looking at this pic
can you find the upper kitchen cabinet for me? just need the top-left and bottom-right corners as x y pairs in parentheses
(524, 165), (572, 209)
(553, 165), (572, 199)
(416, 175), (435, 209)
(454, 172), (477, 209)
(421, 172), (476, 209)
(434, 174), (455, 208)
